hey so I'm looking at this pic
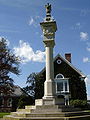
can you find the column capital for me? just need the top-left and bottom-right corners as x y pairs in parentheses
(43, 40), (55, 47)
(40, 21), (57, 33)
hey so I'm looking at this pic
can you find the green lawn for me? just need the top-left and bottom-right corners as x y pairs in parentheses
(0, 113), (10, 118)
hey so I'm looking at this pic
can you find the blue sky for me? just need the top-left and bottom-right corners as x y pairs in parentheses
(0, 0), (90, 99)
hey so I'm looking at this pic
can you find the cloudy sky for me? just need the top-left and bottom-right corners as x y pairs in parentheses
(0, 0), (90, 99)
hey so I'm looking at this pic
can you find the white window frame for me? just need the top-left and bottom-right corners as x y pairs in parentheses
(55, 73), (69, 94)
(55, 74), (64, 79)
(56, 80), (69, 93)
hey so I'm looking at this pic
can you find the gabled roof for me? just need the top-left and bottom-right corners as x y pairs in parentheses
(40, 54), (86, 78)
(11, 85), (28, 97)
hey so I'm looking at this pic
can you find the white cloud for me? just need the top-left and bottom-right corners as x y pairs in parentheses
(0, 36), (3, 41)
(6, 39), (10, 46)
(76, 22), (81, 29)
(29, 17), (34, 26)
(85, 75), (90, 100)
(87, 47), (90, 52)
(87, 96), (90, 100)
(28, 16), (43, 27)
(83, 57), (90, 63)
(85, 75), (90, 84)
(86, 42), (90, 52)
(28, 16), (38, 27)
(13, 40), (45, 63)
(80, 32), (89, 41)
(76, 22), (80, 26)
(70, 22), (82, 30)
(40, 34), (43, 38)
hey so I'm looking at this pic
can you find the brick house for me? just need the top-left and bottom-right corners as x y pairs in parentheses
(37, 53), (87, 105)
(0, 85), (27, 112)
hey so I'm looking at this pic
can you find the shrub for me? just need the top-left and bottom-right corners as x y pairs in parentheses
(70, 99), (87, 108)
(17, 95), (34, 109)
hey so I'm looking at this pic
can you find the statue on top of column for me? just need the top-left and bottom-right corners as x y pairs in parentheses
(45, 3), (51, 17)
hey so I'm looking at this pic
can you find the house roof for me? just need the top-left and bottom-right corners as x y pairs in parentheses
(40, 54), (86, 78)
(12, 85), (28, 97)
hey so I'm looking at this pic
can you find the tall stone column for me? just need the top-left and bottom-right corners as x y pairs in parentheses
(40, 3), (57, 103)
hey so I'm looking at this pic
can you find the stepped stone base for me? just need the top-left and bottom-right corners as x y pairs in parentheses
(3, 104), (90, 120)
(35, 97), (64, 106)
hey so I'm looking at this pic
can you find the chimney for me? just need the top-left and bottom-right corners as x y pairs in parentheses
(65, 53), (71, 63)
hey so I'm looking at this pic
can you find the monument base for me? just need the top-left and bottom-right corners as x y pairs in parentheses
(3, 104), (90, 120)
(35, 97), (65, 106)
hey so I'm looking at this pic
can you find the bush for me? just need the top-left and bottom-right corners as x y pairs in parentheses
(70, 99), (87, 108)
(17, 95), (34, 109)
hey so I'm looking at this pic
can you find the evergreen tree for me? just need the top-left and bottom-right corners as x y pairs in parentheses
(24, 73), (44, 99)
(0, 37), (20, 95)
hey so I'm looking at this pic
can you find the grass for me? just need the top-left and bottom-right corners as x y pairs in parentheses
(0, 113), (10, 118)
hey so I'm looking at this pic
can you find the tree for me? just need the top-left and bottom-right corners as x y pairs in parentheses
(17, 95), (34, 109)
(24, 73), (45, 99)
(0, 37), (20, 95)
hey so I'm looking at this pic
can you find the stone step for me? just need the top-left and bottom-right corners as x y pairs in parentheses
(10, 111), (90, 118)
(66, 111), (90, 117)
(17, 109), (33, 113)
(25, 106), (36, 109)
(3, 104), (90, 120)
(23, 105), (80, 113)
(11, 112), (65, 117)
(3, 115), (65, 120)
(3, 114), (90, 120)
(11, 112), (31, 117)
(33, 105), (62, 113)
(34, 105), (81, 112)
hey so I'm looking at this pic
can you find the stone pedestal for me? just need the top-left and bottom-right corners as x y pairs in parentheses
(39, 18), (57, 105)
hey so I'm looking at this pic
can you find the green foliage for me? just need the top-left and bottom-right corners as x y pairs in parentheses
(0, 113), (10, 118)
(0, 37), (20, 95)
(17, 95), (34, 109)
(12, 97), (20, 111)
(70, 99), (87, 108)
(24, 73), (45, 99)
(34, 74), (45, 99)
(69, 76), (87, 100)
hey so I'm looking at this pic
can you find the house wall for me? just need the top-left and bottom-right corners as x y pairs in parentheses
(0, 96), (19, 112)
(0, 96), (12, 112)
(37, 56), (87, 100)
(54, 57), (87, 100)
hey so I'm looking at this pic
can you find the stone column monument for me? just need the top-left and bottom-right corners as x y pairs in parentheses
(4, 4), (90, 120)
(35, 3), (57, 105)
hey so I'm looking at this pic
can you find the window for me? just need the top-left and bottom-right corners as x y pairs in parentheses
(57, 59), (62, 64)
(0, 98), (4, 107)
(57, 82), (63, 92)
(65, 82), (67, 91)
(0, 98), (2, 106)
(55, 74), (69, 94)
(55, 74), (64, 79)
(7, 98), (12, 107)
(56, 80), (69, 93)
